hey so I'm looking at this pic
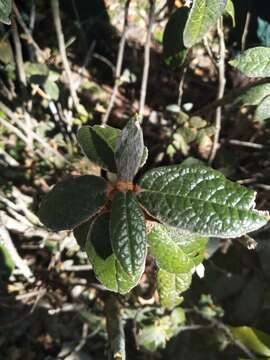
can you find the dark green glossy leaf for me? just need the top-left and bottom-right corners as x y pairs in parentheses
(115, 120), (144, 181)
(110, 191), (147, 276)
(77, 125), (120, 172)
(86, 212), (141, 294)
(38, 175), (107, 231)
(183, 0), (227, 48)
(0, 0), (12, 25)
(137, 164), (268, 237)
(229, 47), (270, 78)
(163, 7), (188, 68)
(73, 219), (93, 250)
(148, 223), (208, 272)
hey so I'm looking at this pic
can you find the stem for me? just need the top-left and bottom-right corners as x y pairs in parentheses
(139, 0), (156, 121)
(105, 294), (126, 360)
(50, 0), (80, 113)
(103, 0), (131, 125)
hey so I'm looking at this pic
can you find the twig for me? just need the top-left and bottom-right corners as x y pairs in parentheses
(102, 0), (131, 125)
(203, 36), (218, 72)
(11, 16), (27, 88)
(241, 11), (251, 52)
(0, 217), (34, 281)
(13, 2), (46, 61)
(209, 17), (226, 164)
(105, 294), (126, 360)
(50, 0), (80, 113)
(139, 0), (156, 121)
(178, 66), (188, 108)
(228, 139), (266, 149)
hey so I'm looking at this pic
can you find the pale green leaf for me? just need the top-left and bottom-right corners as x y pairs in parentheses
(225, 0), (235, 26)
(229, 47), (270, 77)
(0, 0), (12, 24)
(43, 80), (59, 101)
(238, 84), (270, 106)
(231, 326), (270, 357)
(137, 164), (268, 237)
(183, 0), (227, 48)
(254, 95), (270, 122)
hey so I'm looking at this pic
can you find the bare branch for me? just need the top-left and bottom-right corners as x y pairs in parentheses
(139, 0), (156, 121)
(102, 0), (131, 125)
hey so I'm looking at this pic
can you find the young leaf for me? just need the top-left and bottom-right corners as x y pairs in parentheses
(148, 223), (208, 272)
(110, 191), (147, 276)
(38, 175), (107, 231)
(229, 47), (270, 78)
(183, 0), (227, 48)
(86, 212), (141, 294)
(163, 7), (189, 68)
(77, 125), (120, 172)
(0, 0), (12, 25)
(225, 0), (235, 26)
(115, 119), (144, 181)
(137, 164), (268, 237)
(157, 268), (192, 309)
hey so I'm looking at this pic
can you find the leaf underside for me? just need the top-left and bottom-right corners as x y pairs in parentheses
(0, 0), (12, 25)
(137, 164), (268, 237)
(229, 47), (270, 78)
(110, 191), (147, 275)
(38, 175), (107, 231)
(86, 212), (141, 294)
(148, 223), (208, 273)
(183, 0), (227, 48)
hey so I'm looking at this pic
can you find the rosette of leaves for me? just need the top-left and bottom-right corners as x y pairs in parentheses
(38, 120), (269, 302)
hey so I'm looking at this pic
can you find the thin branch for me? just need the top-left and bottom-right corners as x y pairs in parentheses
(209, 17), (226, 164)
(13, 2), (46, 61)
(139, 0), (156, 121)
(105, 294), (126, 360)
(102, 0), (131, 125)
(178, 66), (188, 108)
(241, 11), (251, 52)
(50, 0), (80, 113)
(11, 16), (27, 88)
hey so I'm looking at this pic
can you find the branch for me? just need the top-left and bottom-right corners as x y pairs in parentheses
(139, 0), (156, 120)
(102, 0), (131, 125)
(50, 0), (80, 113)
(209, 17), (226, 164)
(105, 294), (126, 360)
(11, 16), (27, 88)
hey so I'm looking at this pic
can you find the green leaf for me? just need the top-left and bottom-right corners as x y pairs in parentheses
(43, 80), (59, 101)
(138, 324), (167, 352)
(137, 164), (268, 237)
(77, 124), (147, 173)
(229, 47), (270, 77)
(162, 7), (188, 68)
(0, 0), (12, 25)
(77, 125), (120, 172)
(115, 119), (144, 181)
(225, 0), (235, 26)
(0, 39), (14, 65)
(238, 84), (270, 106)
(157, 268), (192, 309)
(86, 212), (141, 294)
(110, 191), (147, 276)
(230, 326), (270, 357)
(148, 223), (207, 272)
(38, 175), (107, 231)
(73, 219), (93, 250)
(254, 95), (270, 122)
(183, 0), (227, 48)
